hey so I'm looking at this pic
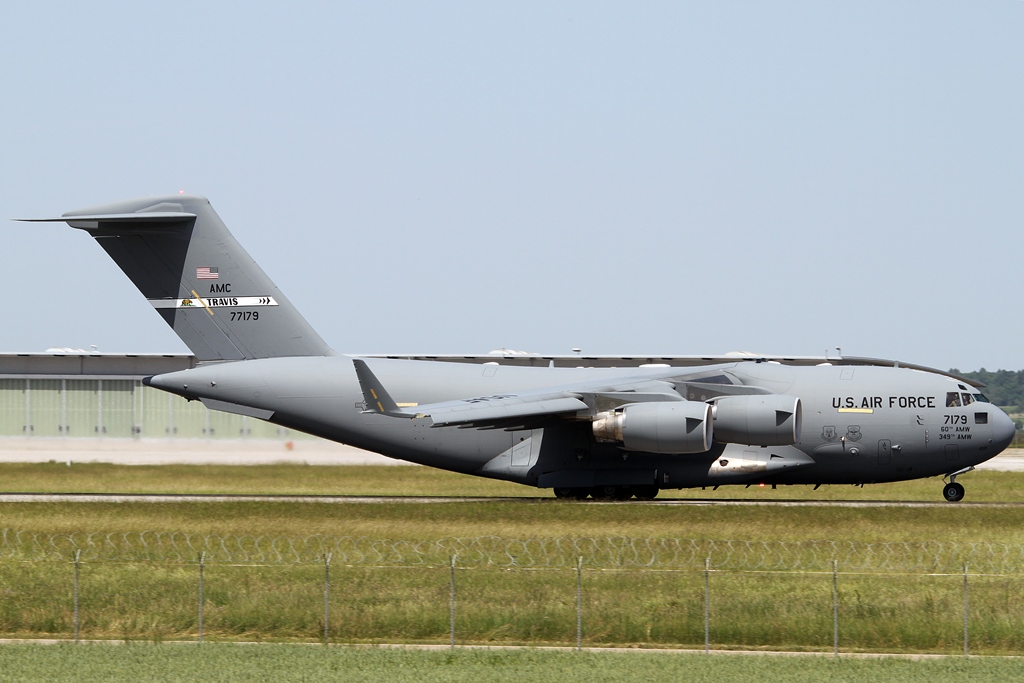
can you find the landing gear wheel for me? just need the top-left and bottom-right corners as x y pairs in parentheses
(591, 485), (617, 500)
(943, 482), (965, 502)
(553, 487), (575, 499)
(633, 486), (659, 501)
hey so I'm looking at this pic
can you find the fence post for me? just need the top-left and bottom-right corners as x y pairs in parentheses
(832, 560), (839, 657)
(73, 549), (81, 643)
(198, 551), (205, 643)
(576, 556), (583, 652)
(449, 554), (457, 649)
(963, 563), (969, 658)
(704, 556), (710, 654)
(324, 553), (332, 646)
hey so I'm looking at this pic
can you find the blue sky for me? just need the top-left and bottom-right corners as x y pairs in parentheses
(2, 2), (1022, 370)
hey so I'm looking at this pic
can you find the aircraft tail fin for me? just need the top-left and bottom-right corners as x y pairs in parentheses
(23, 195), (333, 361)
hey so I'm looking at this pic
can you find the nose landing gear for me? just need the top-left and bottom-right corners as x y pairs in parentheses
(942, 466), (974, 502)
(942, 481), (965, 502)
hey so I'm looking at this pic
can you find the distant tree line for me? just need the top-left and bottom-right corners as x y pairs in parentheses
(951, 369), (1024, 411)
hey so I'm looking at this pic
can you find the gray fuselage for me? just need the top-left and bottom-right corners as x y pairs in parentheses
(146, 356), (1016, 491)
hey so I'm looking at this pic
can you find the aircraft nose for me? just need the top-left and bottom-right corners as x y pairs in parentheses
(991, 406), (1017, 452)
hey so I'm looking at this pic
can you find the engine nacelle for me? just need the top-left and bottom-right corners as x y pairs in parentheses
(712, 395), (802, 446)
(592, 401), (713, 454)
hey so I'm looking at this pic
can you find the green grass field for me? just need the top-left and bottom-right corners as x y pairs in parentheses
(2, 463), (1024, 654)
(0, 644), (1021, 683)
(2, 494), (1024, 544)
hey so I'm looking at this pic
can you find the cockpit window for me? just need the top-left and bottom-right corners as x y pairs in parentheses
(946, 392), (962, 408)
(973, 393), (991, 403)
(961, 393), (975, 406)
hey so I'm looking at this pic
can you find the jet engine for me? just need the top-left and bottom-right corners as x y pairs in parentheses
(712, 395), (802, 446)
(592, 401), (713, 454)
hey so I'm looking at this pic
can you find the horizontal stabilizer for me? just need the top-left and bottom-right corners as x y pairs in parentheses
(18, 212), (196, 224)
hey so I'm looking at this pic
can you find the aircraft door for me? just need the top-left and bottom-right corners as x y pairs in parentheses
(877, 439), (891, 465)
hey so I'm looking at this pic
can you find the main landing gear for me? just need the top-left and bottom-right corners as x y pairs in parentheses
(553, 485), (659, 501)
(942, 466), (974, 502)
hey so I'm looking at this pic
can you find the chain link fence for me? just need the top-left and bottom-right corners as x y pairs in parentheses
(3, 529), (1024, 574)
(3, 529), (1024, 654)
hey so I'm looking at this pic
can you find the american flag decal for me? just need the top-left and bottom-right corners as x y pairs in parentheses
(196, 267), (219, 280)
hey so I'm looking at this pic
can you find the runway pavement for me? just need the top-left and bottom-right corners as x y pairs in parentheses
(977, 453), (1024, 471)
(0, 437), (406, 466)
(0, 493), (1021, 506)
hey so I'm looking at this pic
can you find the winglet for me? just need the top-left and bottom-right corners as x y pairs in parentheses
(352, 359), (415, 418)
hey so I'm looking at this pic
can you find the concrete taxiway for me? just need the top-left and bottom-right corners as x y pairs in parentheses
(0, 493), (1021, 506)
(0, 437), (405, 466)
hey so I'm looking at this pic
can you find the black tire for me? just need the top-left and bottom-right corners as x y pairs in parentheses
(592, 485), (617, 500)
(633, 486), (659, 501)
(553, 487), (575, 499)
(943, 482), (965, 502)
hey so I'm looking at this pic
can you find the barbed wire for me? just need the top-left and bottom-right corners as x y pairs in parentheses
(2, 529), (1021, 573)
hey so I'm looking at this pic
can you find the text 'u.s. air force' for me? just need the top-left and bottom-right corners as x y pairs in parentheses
(832, 396), (937, 409)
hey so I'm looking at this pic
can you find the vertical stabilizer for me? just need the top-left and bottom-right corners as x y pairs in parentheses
(34, 195), (333, 361)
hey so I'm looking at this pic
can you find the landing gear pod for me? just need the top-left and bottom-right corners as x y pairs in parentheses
(712, 395), (802, 446)
(592, 401), (713, 454)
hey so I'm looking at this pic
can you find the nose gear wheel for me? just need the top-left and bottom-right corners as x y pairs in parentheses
(943, 481), (965, 502)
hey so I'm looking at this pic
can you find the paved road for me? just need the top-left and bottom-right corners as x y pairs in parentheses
(977, 455), (1024, 471)
(0, 437), (406, 466)
(0, 493), (1021, 507)
(0, 638), (972, 659)
(0, 638), (973, 659)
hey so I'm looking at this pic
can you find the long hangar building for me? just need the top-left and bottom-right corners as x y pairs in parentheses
(0, 352), (306, 441)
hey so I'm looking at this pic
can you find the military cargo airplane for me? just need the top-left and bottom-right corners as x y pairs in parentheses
(21, 195), (1016, 501)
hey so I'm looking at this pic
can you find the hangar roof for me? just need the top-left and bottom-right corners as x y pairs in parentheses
(0, 353), (196, 379)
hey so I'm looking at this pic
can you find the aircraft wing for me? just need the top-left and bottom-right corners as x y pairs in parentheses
(407, 395), (590, 427)
(353, 359), (589, 426)
(352, 359), (766, 429)
(361, 352), (984, 387)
